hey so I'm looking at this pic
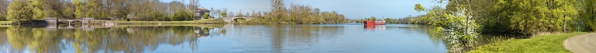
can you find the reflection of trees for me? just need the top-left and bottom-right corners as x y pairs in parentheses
(266, 25), (344, 52)
(7, 27), (65, 53)
(3, 26), (217, 53)
(401, 25), (444, 45)
(407, 25), (478, 53)
(0, 27), (24, 53)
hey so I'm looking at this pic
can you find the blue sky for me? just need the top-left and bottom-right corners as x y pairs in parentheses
(160, 0), (441, 19)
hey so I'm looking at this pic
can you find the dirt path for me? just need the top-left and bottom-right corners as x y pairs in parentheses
(564, 33), (596, 53)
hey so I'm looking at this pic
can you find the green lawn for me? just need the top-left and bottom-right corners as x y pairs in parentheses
(468, 32), (588, 53)
(93, 18), (226, 25)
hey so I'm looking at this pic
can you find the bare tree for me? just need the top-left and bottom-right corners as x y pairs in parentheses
(0, 0), (8, 15)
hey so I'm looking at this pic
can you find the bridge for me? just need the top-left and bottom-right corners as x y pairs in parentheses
(44, 17), (95, 30)
(222, 17), (255, 23)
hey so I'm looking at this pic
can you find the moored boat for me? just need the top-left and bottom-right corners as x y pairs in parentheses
(375, 21), (386, 25)
(364, 20), (386, 25)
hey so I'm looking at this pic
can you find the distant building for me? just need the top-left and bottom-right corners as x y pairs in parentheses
(195, 8), (210, 19)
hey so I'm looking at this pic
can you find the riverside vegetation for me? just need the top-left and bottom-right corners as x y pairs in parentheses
(0, 0), (348, 25)
(413, 0), (596, 52)
(3, 0), (203, 21)
(241, 0), (349, 24)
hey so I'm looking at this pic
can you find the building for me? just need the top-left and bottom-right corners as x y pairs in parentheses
(195, 8), (211, 19)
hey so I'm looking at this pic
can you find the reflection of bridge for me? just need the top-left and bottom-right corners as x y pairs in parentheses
(222, 17), (254, 23)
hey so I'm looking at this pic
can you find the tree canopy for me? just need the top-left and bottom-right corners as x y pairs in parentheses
(6, 1), (33, 21)
(415, 0), (585, 35)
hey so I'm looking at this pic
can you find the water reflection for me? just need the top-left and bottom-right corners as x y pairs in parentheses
(0, 24), (509, 53)
(0, 26), (221, 53)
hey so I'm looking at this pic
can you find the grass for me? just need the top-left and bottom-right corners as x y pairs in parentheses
(92, 18), (226, 25)
(468, 32), (588, 53)
(105, 24), (225, 28)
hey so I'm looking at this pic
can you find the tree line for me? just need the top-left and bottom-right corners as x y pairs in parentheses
(353, 15), (428, 24)
(1, 0), (222, 21)
(242, 0), (349, 24)
(414, 0), (594, 35)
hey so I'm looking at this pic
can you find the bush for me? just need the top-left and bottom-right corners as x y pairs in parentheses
(0, 15), (6, 21)
(6, 1), (33, 21)
(170, 11), (193, 21)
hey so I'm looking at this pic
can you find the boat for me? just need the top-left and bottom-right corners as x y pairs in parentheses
(375, 20), (386, 25)
(364, 20), (386, 25)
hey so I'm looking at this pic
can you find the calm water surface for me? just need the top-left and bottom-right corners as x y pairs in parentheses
(0, 24), (502, 53)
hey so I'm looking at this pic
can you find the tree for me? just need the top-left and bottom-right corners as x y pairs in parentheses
(577, 0), (596, 31)
(73, 0), (85, 19)
(479, 0), (578, 34)
(0, 0), (8, 16)
(86, 0), (99, 18)
(415, 3), (425, 12)
(368, 16), (377, 21)
(202, 13), (209, 19)
(29, 0), (47, 19)
(220, 12), (227, 18)
(7, 1), (34, 21)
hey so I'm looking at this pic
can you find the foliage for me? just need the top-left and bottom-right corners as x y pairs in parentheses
(202, 13), (210, 19)
(245, 0), (349, 24)
(415, 3), (425, 12)
(29, 0), (46, 19)
(468, 32), (587, 53)
(73, 0), (85, 19)
(479, 0), (578, 34)
(415, 2), (480, 52)
(171, 11), (194, 21)
(414, 0), (588, 52)
(220, 12), (227, 18)
(575, 0), (596, 31)
(367, 16), (377, 21)
(6, 1), (33, 21)
(0, 15), (6, 21)
(417, 0), (583, 35)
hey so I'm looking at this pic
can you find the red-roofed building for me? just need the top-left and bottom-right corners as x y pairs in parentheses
(195, 8), (211, 19)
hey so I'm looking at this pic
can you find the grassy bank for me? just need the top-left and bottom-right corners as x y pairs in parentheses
(468, 32), (588, 53)
(92, 18), (226, 25)
(104, 24), (225, 28)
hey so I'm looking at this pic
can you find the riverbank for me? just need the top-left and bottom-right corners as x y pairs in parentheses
(468, 32), (588, 53)
(91, 18), (226, 25)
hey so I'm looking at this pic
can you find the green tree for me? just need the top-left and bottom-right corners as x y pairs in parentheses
(577, 0), (596, 31)
(73, 0), (85, 19)
(202, 13), (210, 19)
(415, 3), (425, 12)
(368, 16), (377, 21)
(220, 12), (227, 18)
(6, 1), (33, 21)
(480, 0), (578, 34)
(29, 0), (46, 19)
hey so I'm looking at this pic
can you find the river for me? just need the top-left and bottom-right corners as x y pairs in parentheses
(0, 23), (508, 53)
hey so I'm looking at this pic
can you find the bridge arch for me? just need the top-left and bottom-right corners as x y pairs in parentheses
(223, 17), (254, 23)
(233, 18), (248, 23)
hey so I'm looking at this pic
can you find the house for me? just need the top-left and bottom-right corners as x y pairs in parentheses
(195, 8), (210, 19)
